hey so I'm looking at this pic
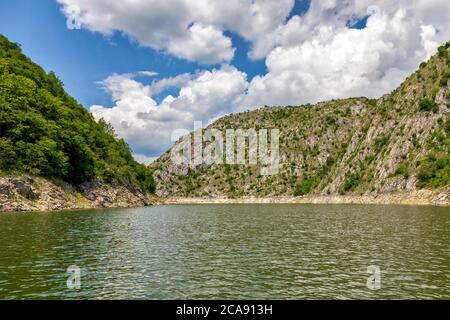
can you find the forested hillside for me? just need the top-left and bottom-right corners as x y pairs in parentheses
(1, 33), (448, 204)
(153, 42), (450, 198)
(0, 35), (155, 193)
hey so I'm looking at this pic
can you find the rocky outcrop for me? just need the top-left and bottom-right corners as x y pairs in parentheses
(79, 178), (150, 208)
(0, 175), (153, 213)
(152, 44), (450, 201)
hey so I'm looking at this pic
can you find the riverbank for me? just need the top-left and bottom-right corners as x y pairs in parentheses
(164, 189), (450, 206)
(0, 175), (157, 213)
(2, 174), (448, 212)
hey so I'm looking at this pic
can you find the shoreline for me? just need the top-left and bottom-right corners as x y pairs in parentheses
(0, 175), (159, 213)
(164, 190), (449, 206)
(2, 176), (448, 213)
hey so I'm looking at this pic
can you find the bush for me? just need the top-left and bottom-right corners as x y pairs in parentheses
(339, 172), (361, 194)
(418, 99), (438, 113)
(439, 71), (450, 87)
(374, 135), (389, 153)
(394, 163), (409, 179)
(438, 46), (448, 59)
(366, 98), (377, 107)
(325, 115), (336, 126)
(294, 176), (320, 196)
(417, 155), (450, 188)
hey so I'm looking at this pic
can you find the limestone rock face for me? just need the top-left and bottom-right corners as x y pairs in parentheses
(79, 178), (150, 208)
(151, 45), (450, 200)
(9, 177), (40, 199)
(0, 175), (152, 213)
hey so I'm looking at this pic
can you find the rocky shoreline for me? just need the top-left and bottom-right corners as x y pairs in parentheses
(164, 189), (450, 206)
(0, 175), (155, 213)
(1, 175), (448, 213)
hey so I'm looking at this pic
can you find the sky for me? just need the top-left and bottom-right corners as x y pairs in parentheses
(0, 0), (449, 164)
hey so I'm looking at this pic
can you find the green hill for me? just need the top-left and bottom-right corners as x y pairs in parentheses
(153, 42), (450, 198)
(0, 35), (155, 193)
(1, 33), (448, 205)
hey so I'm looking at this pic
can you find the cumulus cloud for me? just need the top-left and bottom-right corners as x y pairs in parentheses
(167, 22), (235, 64)
(57, 0), (294, 64)
(80, 0), (450, 158)
(91, 66), (248, 157)
(148, 73), (192, 96)
(240, 0), (450, 108)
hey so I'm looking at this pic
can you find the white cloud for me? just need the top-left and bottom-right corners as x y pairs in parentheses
(91, 66), (248, 157)
(148, 73), (192, 96)
(137, 71), (159, 77)
(200, 0), (295, 59)
(167, 22), (235, 64)
(240, 0), (450, 108)
(57, 0), (294, 64)
(83, 0), (450, 157)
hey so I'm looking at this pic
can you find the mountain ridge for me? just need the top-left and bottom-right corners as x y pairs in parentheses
(152, 42), (450, 202)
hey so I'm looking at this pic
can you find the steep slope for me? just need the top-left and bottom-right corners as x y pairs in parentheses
(152, 42), (450, 201)
(0, 35), (155, 211)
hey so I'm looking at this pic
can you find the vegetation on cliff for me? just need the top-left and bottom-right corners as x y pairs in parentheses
(0, 35), (155, 193)
(153, 42), (450, 198)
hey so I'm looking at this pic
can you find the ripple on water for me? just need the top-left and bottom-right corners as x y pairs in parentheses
(0, 204), (449, 299)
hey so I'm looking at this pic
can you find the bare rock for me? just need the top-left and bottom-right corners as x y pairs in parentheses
(10, 177), (40, 200)
(79, 178), (150, 208)
(1, 175), (153, 213)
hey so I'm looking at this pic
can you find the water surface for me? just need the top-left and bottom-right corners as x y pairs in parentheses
(0, 204), (449, 299)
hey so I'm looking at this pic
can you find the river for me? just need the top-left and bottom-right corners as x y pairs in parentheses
(0, 204), (449, 299)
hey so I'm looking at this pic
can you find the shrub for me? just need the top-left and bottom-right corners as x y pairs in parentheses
(439, 71), (450, 87)
(366, 99), (377, 107)
(394, 163), (409, 178)
(294, 176), (320, 196)
(417, 152), (450, 188)
(438, 46), (448, 59)
(418, 99), (438, 113)
(325, 115), (336, 126)
(374, 135), (390, 153)
(339, 172), (361, 194)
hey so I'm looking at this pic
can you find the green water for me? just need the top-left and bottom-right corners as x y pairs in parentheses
(0, 204), (449, 300)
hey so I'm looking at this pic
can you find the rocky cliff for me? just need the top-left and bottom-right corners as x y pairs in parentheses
(152, 42), (450, 202)
(0, 175), (153, 212)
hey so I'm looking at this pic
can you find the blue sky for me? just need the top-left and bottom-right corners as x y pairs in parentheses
(0, 0), (310, 108)
(0, 0), (448, 161)
(0, 0), (207, 107)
